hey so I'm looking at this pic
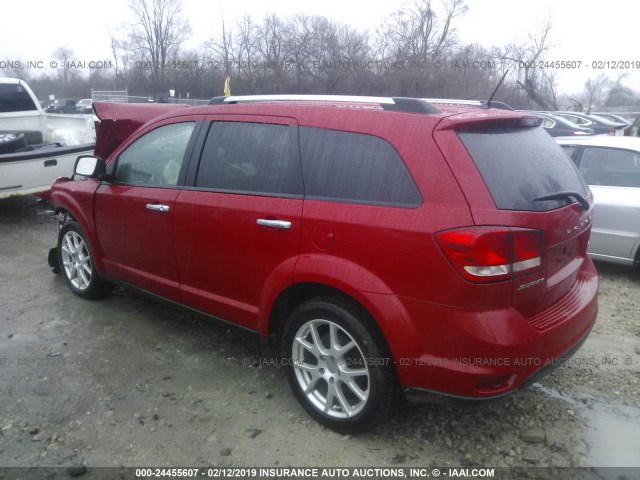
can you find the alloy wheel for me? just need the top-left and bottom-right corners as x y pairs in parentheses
(60, 231), (93, 290)
(292, 319), (370, 418)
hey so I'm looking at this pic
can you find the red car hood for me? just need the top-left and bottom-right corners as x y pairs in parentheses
(93, 102), (190, 159)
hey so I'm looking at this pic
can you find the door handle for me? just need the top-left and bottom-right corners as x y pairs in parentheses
(146, 204), (170, 213)
(257, 218), (292, 230)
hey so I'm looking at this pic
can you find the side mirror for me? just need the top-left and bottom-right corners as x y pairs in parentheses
(74, 155), (106, 179)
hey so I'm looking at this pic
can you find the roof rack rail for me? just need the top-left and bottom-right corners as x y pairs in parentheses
(423, 98), (513, 111)
(423, 98), (483, 105)
(208, 94), (441, 114)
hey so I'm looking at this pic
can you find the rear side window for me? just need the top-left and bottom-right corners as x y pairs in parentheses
(459, 127), (588, 211)
(299, 127), (421, 207)
(196, 122), (303, 196)
(541, 118), (555, 128)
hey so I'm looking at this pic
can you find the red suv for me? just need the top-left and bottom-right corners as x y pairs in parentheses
(48, 95), (598, 432)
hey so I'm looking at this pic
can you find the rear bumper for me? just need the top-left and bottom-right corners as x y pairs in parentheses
(366, 262), (599, 398)
(403, 318), (594, 402)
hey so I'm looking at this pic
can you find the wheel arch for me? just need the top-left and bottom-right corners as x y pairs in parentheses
(634, 239), (640, 267)
(53, 204), (106, 273)
(264, 281), (410, 370)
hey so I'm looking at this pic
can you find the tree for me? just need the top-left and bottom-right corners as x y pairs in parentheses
(128, 0), (192, 94)
(501, 17), (558, 110)
(604, 74), (638, 108)
(583, 74), (611, 113)
(53, 47), (75, 88)
(377, 0), (468, 96)
(293, 15), (371, 93)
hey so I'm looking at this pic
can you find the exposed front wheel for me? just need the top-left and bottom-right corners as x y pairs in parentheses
(58, 222), (111, 299)
(282, 298), (396, 432)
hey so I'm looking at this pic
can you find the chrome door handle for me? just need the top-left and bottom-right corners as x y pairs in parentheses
(257, 218), (292, 230)
(146, 204), (170, 213)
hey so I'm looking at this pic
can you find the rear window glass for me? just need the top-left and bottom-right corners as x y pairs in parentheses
(299, 127), (421, 207)
(458, 127), (588, 211)
(0, 84), (38, 113)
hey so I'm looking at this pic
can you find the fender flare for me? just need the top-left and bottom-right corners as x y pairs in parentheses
(258, 254), (419, 361)
(52, 187), (106, 273)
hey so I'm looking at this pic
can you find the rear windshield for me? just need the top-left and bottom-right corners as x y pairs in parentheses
(458, 126), (588, 211)
(0, 83), (38, 113)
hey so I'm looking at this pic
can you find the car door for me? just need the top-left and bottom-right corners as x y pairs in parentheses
(577, 146), (640, 263)
(174, 116), (303, 330)
(94, 119), (201, 301)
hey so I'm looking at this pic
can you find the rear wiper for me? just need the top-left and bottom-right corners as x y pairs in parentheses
(534, 191), (589, 211)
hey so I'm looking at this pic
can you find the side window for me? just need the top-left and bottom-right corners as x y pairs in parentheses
(565, 115), (589, 126)
(560, 145), (577, 163)
(195, 122), (303, 196)
(541, 118), (555, 128)
(114, 122), (195, 187)
(580, 147), (640, 187)
(299, 127), (422, 206)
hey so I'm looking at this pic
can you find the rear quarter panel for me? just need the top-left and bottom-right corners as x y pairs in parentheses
(589, 185), (640, 263)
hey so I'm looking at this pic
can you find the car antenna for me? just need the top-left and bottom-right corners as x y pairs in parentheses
(481, 70), (509, 109)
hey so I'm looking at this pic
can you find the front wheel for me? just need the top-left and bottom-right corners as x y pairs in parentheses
(58, 222), (111, 299)
(282, 298), (396, 432)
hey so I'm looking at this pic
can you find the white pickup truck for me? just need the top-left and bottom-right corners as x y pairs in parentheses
(0, 77), (96, 198)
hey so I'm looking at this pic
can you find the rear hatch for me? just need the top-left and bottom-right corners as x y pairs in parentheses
(434, 114), (593, 322)
(92, 102), (190, 159)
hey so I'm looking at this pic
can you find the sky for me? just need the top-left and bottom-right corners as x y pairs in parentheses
(1, 0), (639, 97)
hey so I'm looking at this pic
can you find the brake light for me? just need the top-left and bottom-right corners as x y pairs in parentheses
(608, 128), (616, 135)
(436, 227), (543, 283)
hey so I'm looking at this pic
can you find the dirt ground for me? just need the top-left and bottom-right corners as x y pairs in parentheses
(1, 196), (639, 478)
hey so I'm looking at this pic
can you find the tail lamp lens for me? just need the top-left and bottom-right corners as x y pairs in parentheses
(436, 227), (543, 283)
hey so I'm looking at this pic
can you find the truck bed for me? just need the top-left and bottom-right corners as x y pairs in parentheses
(0, 143), (95, 199)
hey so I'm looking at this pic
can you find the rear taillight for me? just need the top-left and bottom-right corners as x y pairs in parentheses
(573, 131), (590, 136)
(608, 128), (616, 135)
(436, 227), (543, 283)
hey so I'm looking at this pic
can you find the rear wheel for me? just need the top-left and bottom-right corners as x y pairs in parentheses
(282, 298), (396, 432)
(58, 222), (112, 299)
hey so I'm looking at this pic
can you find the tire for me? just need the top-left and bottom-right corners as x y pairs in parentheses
(282, 298), (397, 432)
(57, 221), (112, 299)
(0, 133), (28, 154)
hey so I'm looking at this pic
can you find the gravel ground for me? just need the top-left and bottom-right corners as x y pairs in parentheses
(0, 196), (639, 478)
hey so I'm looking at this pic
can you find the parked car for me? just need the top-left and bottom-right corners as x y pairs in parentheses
(557, 136), (640, 267)
(591, 112), (631, 126)
(76, 98), (93, 113)
(532, 112), (594, 137)
(549, 111), (626, 136)
(45, 99), (77, 114)
(625, 115), (640, 137)
(48, 95), (598, 432)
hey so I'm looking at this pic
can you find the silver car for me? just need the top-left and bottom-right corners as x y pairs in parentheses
(556, 136), (640, 266)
